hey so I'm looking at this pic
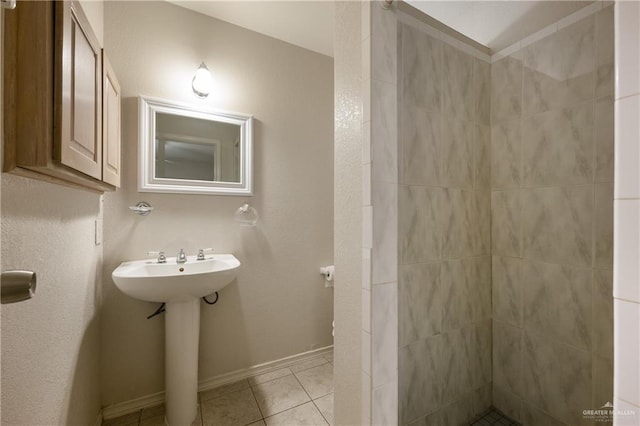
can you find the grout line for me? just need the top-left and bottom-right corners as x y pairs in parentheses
(310, 396), (331, 426)
(248, 386), (265, 423)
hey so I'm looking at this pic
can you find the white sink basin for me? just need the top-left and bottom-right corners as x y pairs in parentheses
(112, 254), (240, 302)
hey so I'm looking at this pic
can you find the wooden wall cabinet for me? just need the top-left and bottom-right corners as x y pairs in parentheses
(3, 0), (121, 192)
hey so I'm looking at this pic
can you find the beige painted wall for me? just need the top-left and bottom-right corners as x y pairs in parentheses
(0, 3), (103, 425)
(101, 1), (334, 406)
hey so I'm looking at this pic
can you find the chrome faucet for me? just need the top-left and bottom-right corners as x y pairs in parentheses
(197, 248), (213, 260)
(177, 249), (187, 264)
(148, 251), (167, 264)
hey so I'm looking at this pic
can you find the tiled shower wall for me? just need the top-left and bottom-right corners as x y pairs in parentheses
(490, 4), (614, 425)
(396, 12), (492, 426)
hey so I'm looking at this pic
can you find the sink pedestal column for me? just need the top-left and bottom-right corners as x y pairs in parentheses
(165, 299), (200, 426)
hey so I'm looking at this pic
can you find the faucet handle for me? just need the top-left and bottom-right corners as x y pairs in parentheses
(197, 248), (213, 260)
(147, 251), (167, 264)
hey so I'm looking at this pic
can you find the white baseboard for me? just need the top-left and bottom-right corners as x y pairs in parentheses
(102, 345), (333, 420)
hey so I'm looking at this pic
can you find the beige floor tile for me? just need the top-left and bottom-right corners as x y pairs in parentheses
(313, 394), (334, 425)
(264, 402), (328, 426)
(200, 379), (250, 402)
(139, 415), (164, 426)
(140, 407), (201, 426)
(201, 388), (262, 426)
(141, 404), (164, 420)
(103, 411), (141, 426)
(249, 368), (293, 386)
(290, 357), (328, 373)
(252, 374), (311, 417)
(294, 364), (333, 399)
(247, 421), (266, 426)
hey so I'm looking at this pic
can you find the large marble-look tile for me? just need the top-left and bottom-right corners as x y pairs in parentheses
(595, 183), (614, 269)
(399, 262), (441, 347)
(371, 80), (397, 183)
(399, 186), (442, 264)
(596, 5), (614, 98)
(372, 282), (398, 388)
(442, 117), (474, 189)
(491, 190), (521, 257)
(520, 403), (565, 426)
(442, 189), (475, 258)
(522, 102), (594, 187)
(440, 390), (476, 426)
(252, 375), (311, 417)
(492, 256), (522, 327)
(593, 354), (614, 410)
(372, 182), (397, 284)
(474, 59), (491, 125)
(472, 191), (491, 256)
(522, 16), (594, 116)
(521, 186), (593, 267)
(294, 363), (333, 400)
(401, 24), (441, 113)
(471, 257), (492, 321)
(441, 259), (473, 332)
(593, 268), (614, 359)
(371, 0), (396, 84)
(491, 52), (522, 124)
(493, 320), (523, 397)
(407, 411), (442, 426)
(474, 320), (492, 387)
(475, 124), (491, 190)
(399, 336), (442, 424)
(491, 120), (521, 188)
(441, 327), (475, 404)
(522, 260), (592, 350)
(473, 383), (493, 417)
(442, 44), (474, 122)
(400, 107), (440, 186)
(492, 385), (522, 422)
(372, 381), (398, 426)
(201, 388), (262, 426)
(522, 330), (592, 425)
(264, 402), (328, 426)
(595, 95), (614, 182)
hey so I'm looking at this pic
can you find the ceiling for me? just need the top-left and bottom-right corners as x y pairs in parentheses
(169, 0), (594, 57)
(167, 1), (335, 57)
(408, 1), (592, 52)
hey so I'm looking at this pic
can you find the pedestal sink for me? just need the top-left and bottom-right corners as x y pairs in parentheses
(112, 254), (240, 426)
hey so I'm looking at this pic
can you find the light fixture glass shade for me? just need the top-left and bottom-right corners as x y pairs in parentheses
(192, 62), (212, 98)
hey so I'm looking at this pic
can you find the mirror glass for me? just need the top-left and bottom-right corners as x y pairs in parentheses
(139, 96), (253, 195)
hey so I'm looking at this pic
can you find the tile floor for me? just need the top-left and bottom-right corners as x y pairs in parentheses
(470, 408), (520, 426)
(103, 352), (334, 426)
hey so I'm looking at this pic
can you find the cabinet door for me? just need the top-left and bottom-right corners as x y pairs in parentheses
(55, 0), (102, 179)
(102, 53), (121, 187)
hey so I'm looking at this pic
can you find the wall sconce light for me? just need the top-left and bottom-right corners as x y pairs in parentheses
(192, 62), (212, 98)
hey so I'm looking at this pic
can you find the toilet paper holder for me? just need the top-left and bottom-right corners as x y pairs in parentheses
(1, 270), (37, 304)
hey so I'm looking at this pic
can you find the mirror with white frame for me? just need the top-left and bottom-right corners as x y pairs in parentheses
(138, 96), (253, 195)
